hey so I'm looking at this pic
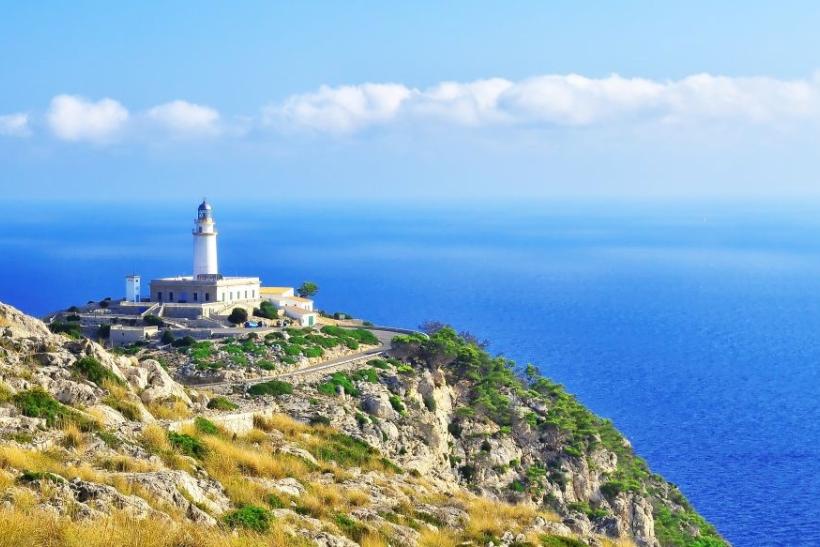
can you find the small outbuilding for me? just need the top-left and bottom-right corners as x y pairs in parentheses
(109, 325), (158, 347)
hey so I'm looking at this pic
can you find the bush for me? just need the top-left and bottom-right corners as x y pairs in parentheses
(142, 314), (164, 327)
(102, 396), (142, 421)
(334, 513), (366, 542)
(540, 536), (588, 547)
(350, 367), (379, 383)
(49, 321), (82, 339)
(257, 359), (275, 371)
(167, 432), (206, 458)
(266, 494), (286, 509)
(228, 308), (248, 325)
(75, 357), (122, 387)
(161, 330), (175, 344)
(367, 359), (390, 370)
(303, 346), (323, 358)
(96, 324), (111, 339)
(172, 336), (196, 348)
(194, 417), (219, 435)
(223, 505), (272, 533)
(206, 396), (238, 411)
(317, 372), (359, 397)
(13, 389), (81, 428)
(254, 301), (278, 320)
(388, 395), (406, 415)
(247, 380), (293, 397)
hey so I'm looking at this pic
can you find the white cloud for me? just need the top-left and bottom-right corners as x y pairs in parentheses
(47, 95), (129, 142)
(263, 73), (820, 134)
(264, 83), (412, 133)
(0, 113), (30, 137)
(147, 100), (221, 137)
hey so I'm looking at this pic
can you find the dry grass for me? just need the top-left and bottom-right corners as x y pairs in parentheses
(418, 528), (459, 547)
(146, 398), (191, 420)
(97, 455), (161, 473)
(463, 497), (558, 542)
(203, 435), (310, 480)
(599, 538), (637, 547)
(0, 446), (102, 483)
(359, 533), (389, 547)
(140, 425), (171, 453)
(243, 428), (269, 444)
(0, 507), (310, 547)
(254, 413), (308, 437)
(61, 421), (86, 450)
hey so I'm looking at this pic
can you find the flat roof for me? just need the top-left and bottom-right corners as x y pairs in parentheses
(260, 287), (294, 295)
(283, 306), (318, 316)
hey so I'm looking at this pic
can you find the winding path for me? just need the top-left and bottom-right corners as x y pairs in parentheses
(177, 327), (403, 390)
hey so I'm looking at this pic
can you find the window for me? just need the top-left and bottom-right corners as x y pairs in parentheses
(169, 292), (174, 302)
(244, 290), (248, 299)
(252, 290), (255, 298)
(193, 292), (198, 302)
(221, 293), (225, 302)
(229, 292), (233, 300)
(157, 292), (162, 302)
(205, 292), (210, 302)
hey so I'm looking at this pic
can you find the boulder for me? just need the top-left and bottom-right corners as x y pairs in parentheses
(139, 359), (192, 405)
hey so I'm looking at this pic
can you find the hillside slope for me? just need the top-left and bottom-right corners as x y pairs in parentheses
(0, 302), (725, 546)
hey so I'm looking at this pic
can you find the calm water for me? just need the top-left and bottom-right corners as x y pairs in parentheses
(2, 200), (819, 546)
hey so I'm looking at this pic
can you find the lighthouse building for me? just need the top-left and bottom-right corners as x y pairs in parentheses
(148, 200), (261, 318)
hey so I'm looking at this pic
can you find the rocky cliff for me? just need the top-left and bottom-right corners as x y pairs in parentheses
(0, 302), (726, 547)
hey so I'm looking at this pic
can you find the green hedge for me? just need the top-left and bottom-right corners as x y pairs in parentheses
(248, 380), (293, 397)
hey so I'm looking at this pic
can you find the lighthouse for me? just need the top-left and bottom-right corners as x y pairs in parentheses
(192, 199), (218, 277)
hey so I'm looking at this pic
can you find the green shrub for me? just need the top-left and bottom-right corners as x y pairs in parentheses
(509, 479), (526, 493)
(13, 389), (75, 427)
(96, 324), (111, 338)
(223, 505), (272, 532)
(19, 470), (66, 484)
(334, 513), (366, 542)
(167, 432), (206, 458)
(227, 308), (248, 325)
(102, 396), (143, 421)
(350, 367), (379, 383)
(206, 396), (238, 411)
(423, 394), (437, 412)
(161, 330), (175, 344)
(49, 321), (82, 339)
(254, 301), (278, 320)
(317, 372), (359, 397)
(303, 346), (323, 358)
(247, 380), (293, 397)
(194, 417), (219, 435)
(367, 359), (390, 370)
(540, 535), (588, 547)
(266, 494), (286, 509)
(172, 336), (196, 348)
(257, 359), (275, 371)
(142, 314), (164, 327)
(309, 415), (331, 426)
(75, 357), (123, 387)
(388, 395), (406, 415)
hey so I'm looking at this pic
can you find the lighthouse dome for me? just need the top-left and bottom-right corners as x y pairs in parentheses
(198, 199), (212, 212)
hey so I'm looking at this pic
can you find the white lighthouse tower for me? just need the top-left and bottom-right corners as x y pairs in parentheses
(192, 199), (218, 277)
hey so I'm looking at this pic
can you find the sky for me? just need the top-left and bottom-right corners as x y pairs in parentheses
(2, 1), (820, 202)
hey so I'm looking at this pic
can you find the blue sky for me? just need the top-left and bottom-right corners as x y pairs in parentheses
(2, 1), (820, 201)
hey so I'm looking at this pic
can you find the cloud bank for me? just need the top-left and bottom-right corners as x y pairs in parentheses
(264, 73), (820, 133)
(10, 73), (820, 144)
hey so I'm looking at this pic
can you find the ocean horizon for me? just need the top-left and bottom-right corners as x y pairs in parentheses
(2, 199), (819, 546)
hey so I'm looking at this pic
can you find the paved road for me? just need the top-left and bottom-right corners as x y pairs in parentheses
(178, 328), (398, 390)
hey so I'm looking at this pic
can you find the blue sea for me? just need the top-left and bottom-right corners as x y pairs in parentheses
(2, 199), (819, 546)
